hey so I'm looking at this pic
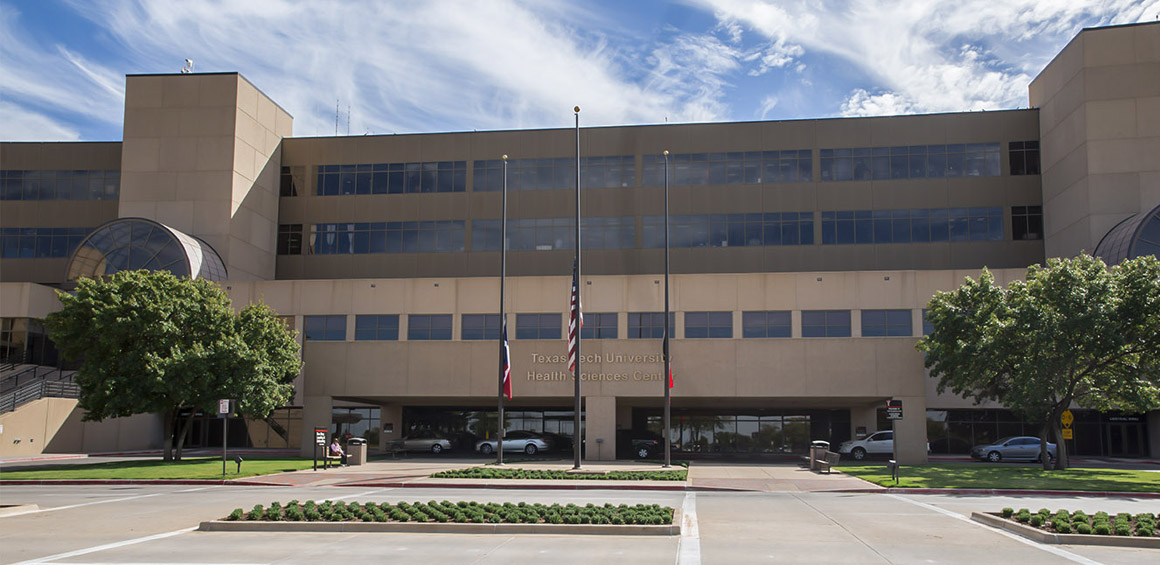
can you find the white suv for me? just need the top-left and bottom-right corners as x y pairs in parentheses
(837, 431), (894, 460)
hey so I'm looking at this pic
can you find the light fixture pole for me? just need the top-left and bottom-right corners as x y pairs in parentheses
(663, 150), (672, 469)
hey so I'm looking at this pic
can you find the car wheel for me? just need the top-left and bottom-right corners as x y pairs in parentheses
(480, 444), (494, 455)
(431, 443), (443, 454)
(851, 447), (866, 461)
(525, 443), (538, 455)
(636, 446), (651, 459)
(987, 451), (1001, 462)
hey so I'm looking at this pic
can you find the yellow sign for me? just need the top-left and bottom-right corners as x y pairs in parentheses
(1062, 428), (1073, 440)
(1061, 410), (1074, 427)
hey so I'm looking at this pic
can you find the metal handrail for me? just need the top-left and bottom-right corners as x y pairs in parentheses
(0, 373), (79, 414)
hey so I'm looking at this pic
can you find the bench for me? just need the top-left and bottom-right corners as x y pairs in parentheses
(814, 451), (841, 474)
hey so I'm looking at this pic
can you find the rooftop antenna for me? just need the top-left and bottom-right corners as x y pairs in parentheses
(181, 59), (194, 74)
(335, 99), (339, 136)
(347, 105), (351, 136)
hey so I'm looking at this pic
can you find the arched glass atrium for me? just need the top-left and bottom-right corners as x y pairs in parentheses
(1094, 203), (1160, 265)
(66, 218), (227, 281)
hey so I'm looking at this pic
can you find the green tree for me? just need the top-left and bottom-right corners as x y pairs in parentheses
(44, 270), (300, 461)
(918, 254), (1160, 470)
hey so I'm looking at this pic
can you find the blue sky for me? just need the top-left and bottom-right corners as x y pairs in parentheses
(2, 0), (1156, 141)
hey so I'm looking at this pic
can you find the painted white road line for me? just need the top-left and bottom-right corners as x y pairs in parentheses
(323, 488), (385, 501)
(676, 492), (701, 565)
(8, 492), (167, 516)
(886, 494), (1105, 565)
(11, 526), (198, 564)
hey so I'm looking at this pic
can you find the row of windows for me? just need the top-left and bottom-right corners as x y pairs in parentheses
(315, 162), (468, 195)
(820, 207), (1006, 244)
(309, 221), (466, 254)
(819, 143), (1002, 181)
(470, 217), (635, 251)
(276, 206), (1041, 255)
(295, 141), (1039, 197)
(472, 156), (634, 191)
(640, 150), (814, 187)
(0, 170), (120, 201)
(642, 212), (815, 248)
(302, 309), (918, 341)
(0, 227), (93, 258)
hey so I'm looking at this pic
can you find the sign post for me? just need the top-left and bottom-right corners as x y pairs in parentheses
(886, 399), (902, 474)
(218, 399), (231, 477)
(314, 427), (327, 471)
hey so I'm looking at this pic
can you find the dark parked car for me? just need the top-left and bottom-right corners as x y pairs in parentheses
(617, 430), (676, 459)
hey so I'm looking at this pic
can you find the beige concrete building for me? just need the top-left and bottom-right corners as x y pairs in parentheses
(2, 22), (1157, 462)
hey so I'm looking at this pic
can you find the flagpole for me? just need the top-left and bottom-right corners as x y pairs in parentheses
(572, 106), (582, 470)
(663, 150), (672, 468)
(497, 155), (508, 465)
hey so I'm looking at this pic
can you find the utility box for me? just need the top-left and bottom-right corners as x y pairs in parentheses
(346, 437), (367, 466)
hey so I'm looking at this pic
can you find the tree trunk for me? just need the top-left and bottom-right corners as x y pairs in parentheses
(1039, 422), (1052, 471)
(1052, 419), (1069, 470)
(174, 412), (195, 461)
(162, 410), (175, 462)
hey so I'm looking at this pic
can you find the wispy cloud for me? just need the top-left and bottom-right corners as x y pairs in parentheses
(693, 0), (1160, 117)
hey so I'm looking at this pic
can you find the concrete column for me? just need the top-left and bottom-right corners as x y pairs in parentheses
(850, 403), (879, 439)
(892, 395), (928, 464)
(1148, 410), (1159, 459)
(379, 404), (403, 451)
(299, 395), (333, 458)
(585, 396), (617, 462)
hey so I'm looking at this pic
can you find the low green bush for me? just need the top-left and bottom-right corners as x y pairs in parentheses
(1093, 523), (1111, 535)
(430, 467), (687, 481)
(246, 504), (264, 521)
(227, 508), (243, 521)
(1075, 523), (1092, 535)
(1029, 515), (1045, 527)
(1115, 524), (1131, 536)
(1001, 508), (1014, 518)
(1053, 520), (1071, 534)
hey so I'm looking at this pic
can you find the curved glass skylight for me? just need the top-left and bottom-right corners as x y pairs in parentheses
(66, 218), (227, 281)
(1094, 204), (1160, 266)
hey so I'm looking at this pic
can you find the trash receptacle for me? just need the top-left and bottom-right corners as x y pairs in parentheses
(346, 437), (367, 466)
(809, 440), (830, 471)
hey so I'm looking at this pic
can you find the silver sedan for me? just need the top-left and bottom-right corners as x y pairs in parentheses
(970, 436), (1057, 462)
(389, 430), (454, 454)
(475, 430), (553, 455)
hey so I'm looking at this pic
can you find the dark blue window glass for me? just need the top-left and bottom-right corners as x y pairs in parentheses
(462, 314), (502, 340)
(862, 309), (913, 337)
(685, 312), (732, 338)
(408, 314), (452, 341)
(304, 315), (346, 341)
(628, 312), (676, 339)
(580, 313), (617, 339)
(801, 310), (851, 338)
(516, 313), (561, 340)
(355, 315), (399, 341)
(742, 311), (791, 338)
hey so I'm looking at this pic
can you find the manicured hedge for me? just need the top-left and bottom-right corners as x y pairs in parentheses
(429, 467), (687, 481)
(1007, 508), (1157, 537)
(226, 500), (675, 526)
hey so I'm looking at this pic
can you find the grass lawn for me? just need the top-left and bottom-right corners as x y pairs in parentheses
(0, 457), (316, 481)
(835, 463), (1160, 492)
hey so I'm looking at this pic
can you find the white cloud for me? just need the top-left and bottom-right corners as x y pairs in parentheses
(0, 101), (80, 141)
(693, 0), (1159, 117)
(757, 94), (778, 119)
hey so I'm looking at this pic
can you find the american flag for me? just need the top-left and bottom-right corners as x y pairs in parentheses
(501, 320), (512, 399)
(568, 258), (583, 371)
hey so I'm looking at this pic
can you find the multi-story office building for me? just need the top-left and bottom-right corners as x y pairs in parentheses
(2, 22), (1157, 461)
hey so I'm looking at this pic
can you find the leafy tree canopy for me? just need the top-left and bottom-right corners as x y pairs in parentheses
(44, 270), (300, 460)
(918, 254), (1160, 469)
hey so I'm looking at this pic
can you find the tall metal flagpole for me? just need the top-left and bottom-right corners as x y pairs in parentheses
(497, 155), (508, 465)
(663, 150), (672, 468)
(573, 106), (582, 470)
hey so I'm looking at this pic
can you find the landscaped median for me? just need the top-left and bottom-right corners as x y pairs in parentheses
(199, 500), (679, 535)
(973, 508), (1159, 548)
(834, 463), (1160, 493)
(429, 467), (687, 481)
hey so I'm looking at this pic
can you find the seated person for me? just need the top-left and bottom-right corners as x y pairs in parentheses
(329, 435), (347, 465)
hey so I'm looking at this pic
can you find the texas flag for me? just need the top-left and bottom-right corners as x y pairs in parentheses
(501, 321), (512, 399)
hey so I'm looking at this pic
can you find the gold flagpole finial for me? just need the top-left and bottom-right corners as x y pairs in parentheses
(502, 155), (508, 161)
(663, 150), (669, 156)
(574, 106), (580, 113)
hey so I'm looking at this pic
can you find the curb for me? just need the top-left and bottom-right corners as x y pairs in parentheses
(0, 479), (279, 487)
(0, 504), (40, 517)
(198, 517), (680, 536)
(0, 479), (743, 492)
(971, 512), (1160, 548)
(833, 487), (1160, 498)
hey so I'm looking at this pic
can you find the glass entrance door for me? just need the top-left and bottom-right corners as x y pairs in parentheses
(1105, 423), (1144, 457)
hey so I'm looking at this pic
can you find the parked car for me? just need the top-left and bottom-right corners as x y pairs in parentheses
(616, 430), (678, 459)
(475, 430), (553, 455)
(388, 430), (454, 454)
(837, 431), (930, 460)
(970, 436), (1057, 462)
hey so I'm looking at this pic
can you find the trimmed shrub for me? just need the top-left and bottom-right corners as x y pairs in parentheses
(1093, 523), (1111, 535)
(1053, 520), (1071, 534)
(227, 508), (244, 521)
(247, 505), (264, 521)
(1001, 508), (1014, 518)
(1075, 523), (1092, 535)
(1030, 515), (1045, 527)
